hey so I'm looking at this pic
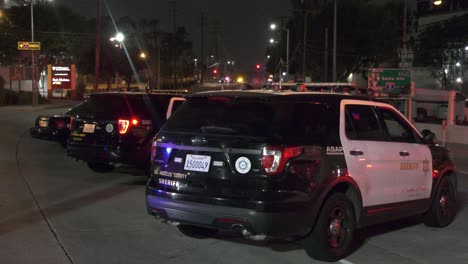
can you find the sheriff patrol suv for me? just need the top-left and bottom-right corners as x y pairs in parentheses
(145, 90), (457, 262)
(67, 91), (185, 173)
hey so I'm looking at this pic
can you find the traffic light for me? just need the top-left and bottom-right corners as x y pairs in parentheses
(256, 64), (261, 69)
(213, 69), (218, 74)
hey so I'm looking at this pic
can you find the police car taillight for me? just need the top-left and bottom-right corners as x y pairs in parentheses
(55, 119), (65, 129)
(118, 118), (139, 134)
(261, 146), (303, 176)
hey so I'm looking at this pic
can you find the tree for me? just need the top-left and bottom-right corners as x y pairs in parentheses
(0, 3), (91, 66)
(269, 0), (411, 82)
(412, 14), (468, 91)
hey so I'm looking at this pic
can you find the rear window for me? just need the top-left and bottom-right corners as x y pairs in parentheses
(163, 98), (340, 144)
(83, 94), (129, 116)
(78, 94), (171, 122)
(66, 102), (87, 115)
(127, 94), (172, 119)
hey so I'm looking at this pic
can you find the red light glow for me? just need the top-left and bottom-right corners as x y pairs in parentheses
(118, 119), (130, 134)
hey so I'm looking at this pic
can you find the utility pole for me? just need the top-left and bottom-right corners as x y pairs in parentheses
(200, 12), (205, 85)
(170, 0), (176, 33)
(157, 35), (161, 90)
(324, 27), (328, 82)
(213, 20), (219, 60)
(94, 0), (101, 92)
(31, 0), (36, 105)
(302, 9), (308, 80)
(170, 0), (177, 88)
(402, 0), (407, 68)
(332, 0), (337, 82)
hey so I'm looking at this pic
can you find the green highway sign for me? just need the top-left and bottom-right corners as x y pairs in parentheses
(18, 41), (41, 51)
(368, 68), (411, 98)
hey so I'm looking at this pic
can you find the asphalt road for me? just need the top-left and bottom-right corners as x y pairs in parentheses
(0, 104), (467, 264)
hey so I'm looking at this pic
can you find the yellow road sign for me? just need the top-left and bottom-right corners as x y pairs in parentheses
(18, 41), (41, 51)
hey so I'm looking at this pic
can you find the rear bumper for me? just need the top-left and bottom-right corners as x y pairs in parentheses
(67, 142), (147, 166)
(67, 143), (121, 163)
(30, 126), (52, 139)
(146, 192), (315, 238)
(30, 127), (68, 142)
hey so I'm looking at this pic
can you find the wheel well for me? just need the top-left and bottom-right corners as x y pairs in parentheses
(327, 183), (362, 225)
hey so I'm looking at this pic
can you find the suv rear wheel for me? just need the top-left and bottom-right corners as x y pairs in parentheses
(424, 176), (457, 227)
(87, 162), (114, 173)
(303, 193), (356, 262)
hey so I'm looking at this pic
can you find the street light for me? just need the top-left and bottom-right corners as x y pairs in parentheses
(433, 0), (442, 6)
(139, 51), (147, 60)
(270, 23), (290, 76)
(110, 32), (125, 48)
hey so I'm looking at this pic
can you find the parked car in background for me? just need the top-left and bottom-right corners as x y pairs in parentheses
(146, 90), (457, 261)
(30, 102), (86, 146)
(67, 91), (185, 174)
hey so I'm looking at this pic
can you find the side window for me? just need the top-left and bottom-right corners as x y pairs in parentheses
(378, 107), (419, 143)
(288, 102), (339, 145)
(345, 105), (385, 141)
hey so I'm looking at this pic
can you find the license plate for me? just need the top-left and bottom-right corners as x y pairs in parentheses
(184, 154), (211, 172)
(159, 178), (179, 188)
(83, 124), (96, 133)
(39, 120), (48, 127)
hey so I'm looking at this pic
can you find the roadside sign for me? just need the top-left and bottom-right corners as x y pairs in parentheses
(368, 68), (411, 98)
(17, 41), (41, 51)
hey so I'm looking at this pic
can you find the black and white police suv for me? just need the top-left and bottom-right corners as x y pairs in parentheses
(67, 92), (185, 173)
(145, 90), (457, 262)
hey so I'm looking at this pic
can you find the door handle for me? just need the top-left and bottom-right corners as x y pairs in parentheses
(350, 150), (364, 156)
(399, 151), (410, 157)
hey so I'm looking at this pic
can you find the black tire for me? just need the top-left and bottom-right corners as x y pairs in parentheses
(87, 162), (114, 173)
(303, 193), (356, 262)
(424, 176), (457, 227)
(177, 225), (218, 239)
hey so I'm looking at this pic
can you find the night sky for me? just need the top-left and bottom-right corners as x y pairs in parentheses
(54, 0), (292, 70)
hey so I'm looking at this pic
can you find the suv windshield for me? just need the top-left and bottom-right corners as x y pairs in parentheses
(163, 98), (340, 144)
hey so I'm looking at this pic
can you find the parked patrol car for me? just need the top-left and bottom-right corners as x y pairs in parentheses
(145, 90), (457, 262)
(67, 91), (185, 173)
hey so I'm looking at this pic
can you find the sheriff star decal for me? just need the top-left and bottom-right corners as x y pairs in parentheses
(422, 158), (430, 176)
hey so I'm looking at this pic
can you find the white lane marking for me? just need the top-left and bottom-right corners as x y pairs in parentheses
(339, 260), (355, 264)
(458, 170), (468, 175)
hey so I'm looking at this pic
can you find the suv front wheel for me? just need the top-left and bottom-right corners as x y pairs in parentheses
(303, 193), (356, 262)
(424, 176), (457, 227)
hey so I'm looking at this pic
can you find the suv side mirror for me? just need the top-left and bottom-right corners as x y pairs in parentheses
(421, 129), (437, 145)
